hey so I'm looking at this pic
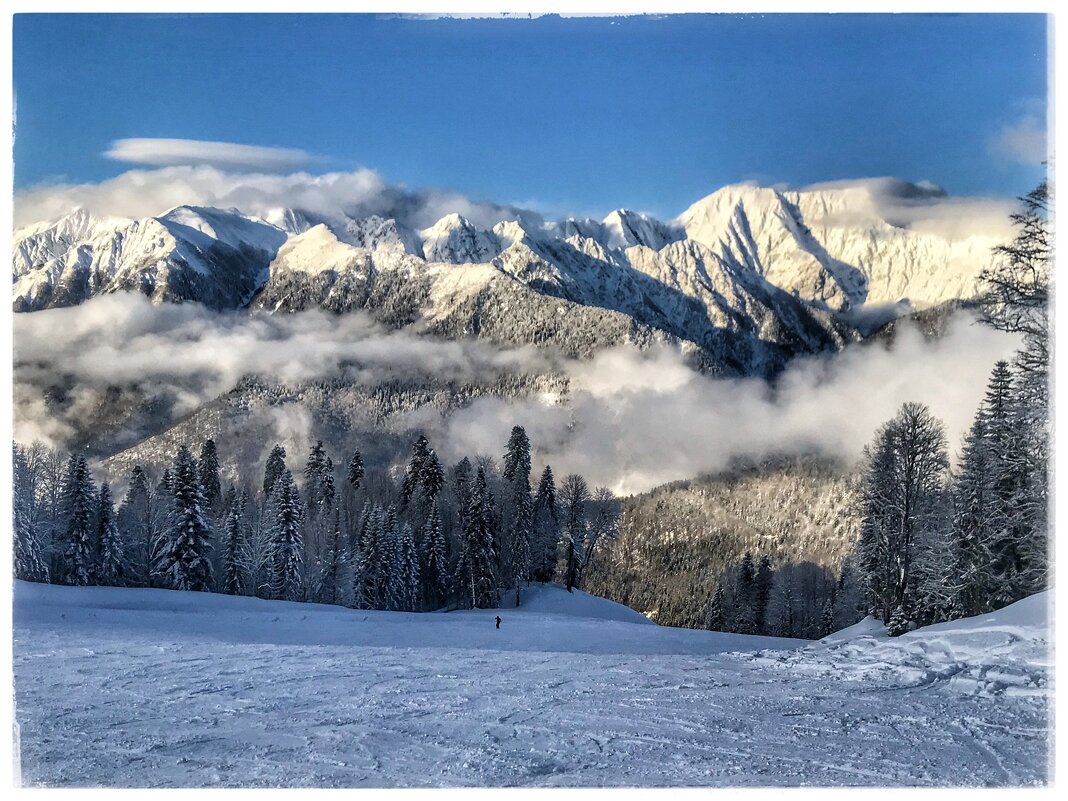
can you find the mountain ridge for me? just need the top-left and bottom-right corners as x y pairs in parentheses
(12, 179), (1003, 376)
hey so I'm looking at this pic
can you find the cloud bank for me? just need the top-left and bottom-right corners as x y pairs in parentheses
(799, 177), (1016, 244)
(105, 138), (315, 172)
(15, 163), (1019, 249)
(13, 166), (536, 233)
(14, 294), (1019, 495)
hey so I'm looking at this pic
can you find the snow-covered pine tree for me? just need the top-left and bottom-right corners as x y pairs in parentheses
(198, 439), (223, 519)
(401, 435), (432, 506)
(981, 362), (1040, 605)
(221, 499), (245, 595)
(356, 504), (384, 609)
(349, 501), (372, 607)
(381, 505), (400, 610)
(559, 473), (590, 593)
(396, 523), (420, 612)
(949, 411), (997, 618)
(59, 454), (95, 586)
(263, 444), (288, 498)
(531, 465), (559, 583)
(766, 578), (796, 637)
(820, 599), (835, 638)
(400, 434), (445, 609)
(96, 482), (124, 586)
(452, 457), (473, 528)
(269, 469), (305, 602)
(148, 468), (175, 588)
(303, 440), (329, 521)
(421, 503), (448, 609)
(502, 426), (533, 603)
(454, 466), (499, 609)
(13, 448), (48, 583)
(157, 446), (215, 592)
(117, 466), (153, 586)
(347, 449), (365, 492)
(222, 484), (238, 516)
(302, 441), (336, 587)
(316, 506), (347, 606)
(733, 553), (758, 634)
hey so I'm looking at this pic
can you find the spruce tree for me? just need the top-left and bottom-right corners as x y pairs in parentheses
(221, 500), (245, 595)
(59, 455), (95, 587)
(263, 444), (288, 498)
(705, 584), (725, 631)
(303, 440), (329, 521)
(198, 438), (223, 519)
(531, 465), (559, 582)
(454, 466), (499, 609)
(96, 483), (124, 586)
(950, 412), (997, 618)
(347, 449), (364, 492)
(396, 523), (420, 612)
(734, 553), (758, 634)
(421, 504), (448, 609)
(157, 446), (215, 592)
(502, 426), (533, 602)
(269, 470), (305, 602)
(357, 505), (385, 609)
(381, 505), (400, 609)
(117, 466), (153, 586)
(317, 506), (346, 606)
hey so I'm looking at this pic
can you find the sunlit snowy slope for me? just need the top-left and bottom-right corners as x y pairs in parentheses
(13, 582), (1049, 787)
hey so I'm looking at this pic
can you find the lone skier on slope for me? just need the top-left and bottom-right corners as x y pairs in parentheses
(495, 615), (502, 629)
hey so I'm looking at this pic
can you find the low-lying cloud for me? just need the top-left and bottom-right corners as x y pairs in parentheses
(14, 294), (1019, 495)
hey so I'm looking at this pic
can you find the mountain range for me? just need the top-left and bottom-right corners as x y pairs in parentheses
(12, 179), (1004, 378)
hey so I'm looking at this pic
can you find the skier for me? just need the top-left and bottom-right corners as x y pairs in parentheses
(495, 615), (502, 629)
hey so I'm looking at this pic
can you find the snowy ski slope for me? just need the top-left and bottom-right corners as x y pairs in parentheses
(12, 581), (1050, 787)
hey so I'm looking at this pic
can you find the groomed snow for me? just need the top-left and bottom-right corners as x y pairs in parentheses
(13, 582), (1049, 787)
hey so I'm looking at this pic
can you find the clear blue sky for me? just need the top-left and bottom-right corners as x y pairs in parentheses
(13, 13), (1048, 217)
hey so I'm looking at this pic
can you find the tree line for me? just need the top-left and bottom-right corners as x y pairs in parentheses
(13, 426), (622, 612)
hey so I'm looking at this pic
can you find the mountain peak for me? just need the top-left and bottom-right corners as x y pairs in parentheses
(421, 213), (501, 264)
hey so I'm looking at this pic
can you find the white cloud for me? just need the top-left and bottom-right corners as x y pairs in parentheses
(105, 138), (314, 172)
(13, 165), (533, 232)
(989, 111), (1048, 165)
(14, 295), (1020, 496)
(799, 176), (1016, 243)
(436, 316), (1018, 494)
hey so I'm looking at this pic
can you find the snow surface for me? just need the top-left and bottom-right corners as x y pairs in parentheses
(13, 582), (1049, 787)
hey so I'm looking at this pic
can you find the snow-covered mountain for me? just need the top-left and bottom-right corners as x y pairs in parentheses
(13, 205), (287, 311)
(12, 179), (1004, 374)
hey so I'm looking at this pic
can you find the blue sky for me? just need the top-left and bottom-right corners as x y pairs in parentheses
(13, 13), (1048, 218)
